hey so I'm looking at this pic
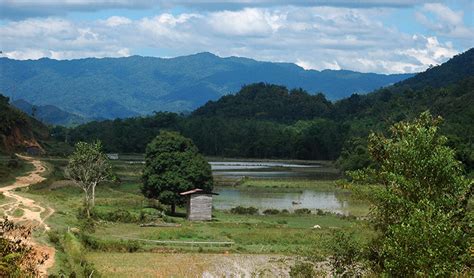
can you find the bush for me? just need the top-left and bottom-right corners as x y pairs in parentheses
(47, 230), (61, 245)
(294, 208), (311, 215)
(263, 209), (280, 215)
(104, 209), (137, 223)
(230, 206), (258, 215)
(328, 231), (364, 277)
(80, 233), (140, 253)
(7, 158), (20, 169)
(289, 262), (315, 278)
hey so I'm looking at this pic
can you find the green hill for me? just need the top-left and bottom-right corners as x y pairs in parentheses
(0, 53), (412, 119)
(11, 99), (91, 126)
(65, 48), (473, 171)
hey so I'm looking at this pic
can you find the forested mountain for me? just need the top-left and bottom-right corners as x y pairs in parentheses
(193, 83), (333, 122)
(393, 48), (474, 90)
(0, 94), (49, 153)
(12, 99), (90, 126)
(0, 53), (412, 119)
(62, 48), (473, 173)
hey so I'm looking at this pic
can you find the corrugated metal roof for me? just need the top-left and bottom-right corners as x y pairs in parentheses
(180, 188), (218, 195)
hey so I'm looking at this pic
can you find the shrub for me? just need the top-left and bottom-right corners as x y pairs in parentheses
(263, 209), (280, 215)
(350, 112), (472, 275)
(328, 231), (364, 277)
(47, 230), (61, 245)
(7, 158), (20, 169)
(105, 209), (137, 223)
(80, 233), (140, 253)
(294, 208), (311, 215)
(230, 206), (258, 215)
(289, 262), (315, 278)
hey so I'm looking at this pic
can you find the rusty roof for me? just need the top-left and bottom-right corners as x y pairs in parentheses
(180, 188), (219, 196)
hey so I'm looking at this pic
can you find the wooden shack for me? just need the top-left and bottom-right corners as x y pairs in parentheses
(180, 188), (218, 221)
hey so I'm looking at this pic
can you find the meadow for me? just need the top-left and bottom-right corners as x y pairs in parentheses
(18, 155), (372, 276)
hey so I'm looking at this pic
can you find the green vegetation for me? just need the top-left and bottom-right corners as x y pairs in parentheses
(19, 155), (372, 276)
(0, 53), (411, 119)
(142, 131), (213, 213)
(350, 112), (472, 276)
(65, 141), (112, 218)
(63, 49), (474, 174)
(0, 154), (34, 187)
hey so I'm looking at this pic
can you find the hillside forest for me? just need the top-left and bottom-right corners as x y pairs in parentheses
(45, 49), (474, 175)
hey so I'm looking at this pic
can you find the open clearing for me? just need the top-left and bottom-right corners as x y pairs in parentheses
(22, 156), (371, 276)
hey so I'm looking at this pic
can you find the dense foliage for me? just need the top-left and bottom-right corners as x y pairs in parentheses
(0, 53), (411, 119)
(194, 83), (333, 122)
(0, 95), (28, 135)
(351, 112), (472, 275)
(141, 131), (213, 213)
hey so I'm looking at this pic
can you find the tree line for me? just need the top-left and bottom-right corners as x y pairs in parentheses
(55, 78), (472, 175)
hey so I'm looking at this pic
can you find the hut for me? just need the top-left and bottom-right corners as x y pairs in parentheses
(180, 188), (218, 221)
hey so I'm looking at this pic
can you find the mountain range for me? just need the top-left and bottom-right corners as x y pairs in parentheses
(0, 52), (413, 120)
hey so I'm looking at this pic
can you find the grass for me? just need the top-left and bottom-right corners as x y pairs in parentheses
(12, 208), (24, 217)
(241, 179), (340, 190)
(86, 252), (215, 278)
(21, 156), (372, 276)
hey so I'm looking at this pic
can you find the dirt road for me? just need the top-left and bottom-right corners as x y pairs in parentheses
(0, 155), (55, 276)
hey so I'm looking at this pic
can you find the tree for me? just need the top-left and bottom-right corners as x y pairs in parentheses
(350, 111), (472, 276)
(141, 131), (213, 214)
(65, 141), (112, 217)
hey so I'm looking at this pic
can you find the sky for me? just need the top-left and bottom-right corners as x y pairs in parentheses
(0, 1), (473, 73)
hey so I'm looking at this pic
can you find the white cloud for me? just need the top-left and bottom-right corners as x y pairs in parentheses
(104, 16), (132, 27)
(207, 8), (284, 36)
(415, 3), (473, 40)
(0, 6), (467, 73)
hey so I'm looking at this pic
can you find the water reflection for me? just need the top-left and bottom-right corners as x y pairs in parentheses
(214, 187), (347, 213)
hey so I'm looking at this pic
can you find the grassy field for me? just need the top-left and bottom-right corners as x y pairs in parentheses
(20, 156), (372, 276)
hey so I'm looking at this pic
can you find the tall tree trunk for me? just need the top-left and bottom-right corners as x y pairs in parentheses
(84, 190), (91, 218)
(91, 183), (96, 207)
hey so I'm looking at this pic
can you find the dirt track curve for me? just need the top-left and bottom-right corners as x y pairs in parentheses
(0, 155), (55, 276)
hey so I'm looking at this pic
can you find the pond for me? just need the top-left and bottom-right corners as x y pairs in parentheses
(213, 187), (357, 214)
(210, 161), (337, 180)
(209, 160), (363, 215)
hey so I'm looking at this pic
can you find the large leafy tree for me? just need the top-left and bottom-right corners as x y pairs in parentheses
(141, 131), (213, 213)
(65, 141), (112, 217)
(351, 111), (472, 276)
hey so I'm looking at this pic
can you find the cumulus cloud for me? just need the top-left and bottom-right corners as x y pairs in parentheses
(0, 6), (465, 73)
(415, 3), (473, 40)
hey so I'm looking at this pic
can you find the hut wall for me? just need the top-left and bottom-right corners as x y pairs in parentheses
(188, 194), (213, 221)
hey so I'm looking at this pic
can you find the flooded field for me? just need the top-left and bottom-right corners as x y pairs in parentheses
(209, 160), (363, 215)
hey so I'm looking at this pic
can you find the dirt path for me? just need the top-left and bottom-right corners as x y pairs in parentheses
(0, 154), (55, 276)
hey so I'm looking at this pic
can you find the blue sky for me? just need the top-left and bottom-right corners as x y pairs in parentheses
(0, 1), (472, 73)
